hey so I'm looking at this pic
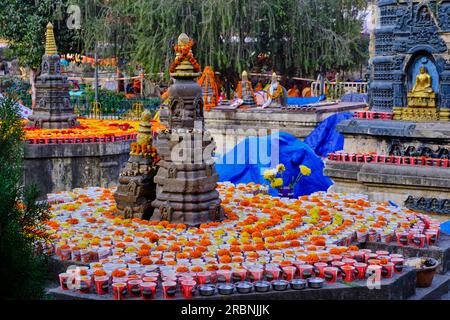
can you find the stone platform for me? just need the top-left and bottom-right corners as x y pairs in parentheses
(362, 233), (450, 274)
(325, 119), (450, 204)
(205, 102), (366, 153)
(24, 141), (132, 199)
(47, 268), (416, 300)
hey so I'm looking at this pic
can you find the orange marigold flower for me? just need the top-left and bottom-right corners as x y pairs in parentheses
(111, 269), (126, 278)
(93, 269), (107, 277)
(217, 249), (230, 257)
(177, 266), (189, 273)
(191, 266), (204, 273)
(140, 257), (153, 265)
(219, 255), (232, 263)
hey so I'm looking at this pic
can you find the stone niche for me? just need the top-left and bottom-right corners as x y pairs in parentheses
(371, 0), (450, 121)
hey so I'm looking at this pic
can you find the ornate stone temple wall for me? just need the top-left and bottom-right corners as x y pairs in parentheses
(151, 34), (223, 226)
(325, 0), (450, 207)
(371, 0), (450, 120)
(27, 23), (78, 129)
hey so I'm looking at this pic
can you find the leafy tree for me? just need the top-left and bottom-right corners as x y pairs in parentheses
(76, 0), (368, 81)
(0, 0), (81, 107)
(0, 97), (51, 299)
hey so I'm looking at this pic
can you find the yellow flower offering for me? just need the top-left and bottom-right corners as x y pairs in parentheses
(300, 165), (312, 176)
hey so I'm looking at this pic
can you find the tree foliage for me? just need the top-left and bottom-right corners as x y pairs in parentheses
(77, 0), (368, 79)
(0, 97), (51, 299)
(0, 0), (81, 70)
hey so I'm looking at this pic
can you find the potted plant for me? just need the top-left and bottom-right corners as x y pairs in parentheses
(405, 257), (440, 288)
(263, 163), (312, 199)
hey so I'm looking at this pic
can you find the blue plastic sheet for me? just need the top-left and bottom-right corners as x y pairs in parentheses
(304, 112), (353, 157)
(287, 95), (326, 106)
(441, 221), (450, 235)
(215, 132), (333, 197)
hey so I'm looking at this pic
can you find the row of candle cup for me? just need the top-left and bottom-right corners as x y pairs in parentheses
(58, 250), (404, 299)
(327, 152), (450, 168)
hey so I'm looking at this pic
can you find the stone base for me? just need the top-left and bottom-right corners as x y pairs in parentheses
(361, 233), (450, 274)
(205, 102), (366, 153)
(114, 156), (157, 219)
(47, 268), (417, 300)
(24, 141), (133, 200)
(326, 119), (450, 203)
(325, 162), (450, 204)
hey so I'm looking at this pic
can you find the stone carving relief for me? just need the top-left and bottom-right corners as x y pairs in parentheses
(160, 203), (174, 221)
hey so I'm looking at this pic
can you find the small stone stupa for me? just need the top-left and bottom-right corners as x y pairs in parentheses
(114, 110), (160, 219)
(27, 23), (79, 129)
(151, 33), (224, 226)
(198, 66), (218, 112)
(236, 71), (256, 107)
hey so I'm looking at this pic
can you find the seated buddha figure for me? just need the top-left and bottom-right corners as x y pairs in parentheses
(407, 66), (436, 108)
(262, 72), (287, 108)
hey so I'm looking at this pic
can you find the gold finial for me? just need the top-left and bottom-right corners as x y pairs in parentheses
(178, 33), (190, 46)
(170, 33), (201, 78)
(45, 22), (58, 55)
(242, 70), (248, 81)
(272, 72), (277, 81)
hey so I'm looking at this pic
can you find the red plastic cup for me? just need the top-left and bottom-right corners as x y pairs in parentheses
(216, 270), (232, 283)
(140, 282), (157, 300)
(281, 266), (296, 281)
(391, 258), (404, 274)
(196, 272), (212, 284)
(128, 279), (143, 298)
(181, 280), (196, 299)
(142, 276), (158, 283)
(298, 264), (314, 279)
(396, 232), (409, 247)
(354, 263), (368, 280)
(381, 263), (395, 278)
(59, 273), (72, 290)
(162, 281), (177, 299)
(323, 267), (340, 283)
(76, 276), (92, 294)
(412, 234), (426, 248)
(249, 268), (264, 282)
(233, 269), (247, 282)
(94, 276), (109, 295)
(342, 258), (357, 267)
(425, 231), (438, 246)
(264, 267), (280, 281)
(366, 265), (382, 282)
(112, 282), (127, 300)
(341, 266), (357, 282)
(331, 261), (345, 270)
(313, 263), (328, 278)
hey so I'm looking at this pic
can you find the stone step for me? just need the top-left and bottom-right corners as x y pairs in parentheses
(408, 272), (450, 300)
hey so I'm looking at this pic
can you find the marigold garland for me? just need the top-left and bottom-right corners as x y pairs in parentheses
(169, 39), (201, 74)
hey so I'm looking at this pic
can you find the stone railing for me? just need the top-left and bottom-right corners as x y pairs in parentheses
(311, 81), (368, 98)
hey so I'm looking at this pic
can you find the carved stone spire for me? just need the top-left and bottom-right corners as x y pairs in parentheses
(45, 22), (58, 55)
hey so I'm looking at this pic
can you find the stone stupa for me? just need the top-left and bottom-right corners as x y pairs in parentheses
(27, 23), (79, 129)
(114, 110), (160, 219)
(237, 71), (256, 107)
(151, 33), (224, 226)
(198, 66), (218, 112)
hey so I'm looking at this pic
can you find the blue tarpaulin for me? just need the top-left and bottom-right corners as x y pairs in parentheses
(287, 95), (326, 106)
(304, 112), (354, 157)
(441, 221), (450, 235)
(215, 132), (333, 197)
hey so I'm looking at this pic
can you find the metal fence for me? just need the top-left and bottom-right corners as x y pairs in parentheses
(71, 95), (161, 120)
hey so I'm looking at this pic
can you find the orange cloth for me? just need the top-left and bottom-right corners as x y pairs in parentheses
(288, 87), (301, 98)
(255, 83), (263, 92)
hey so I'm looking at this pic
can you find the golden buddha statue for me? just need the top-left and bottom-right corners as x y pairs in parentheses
(407, 66), (436, 108)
